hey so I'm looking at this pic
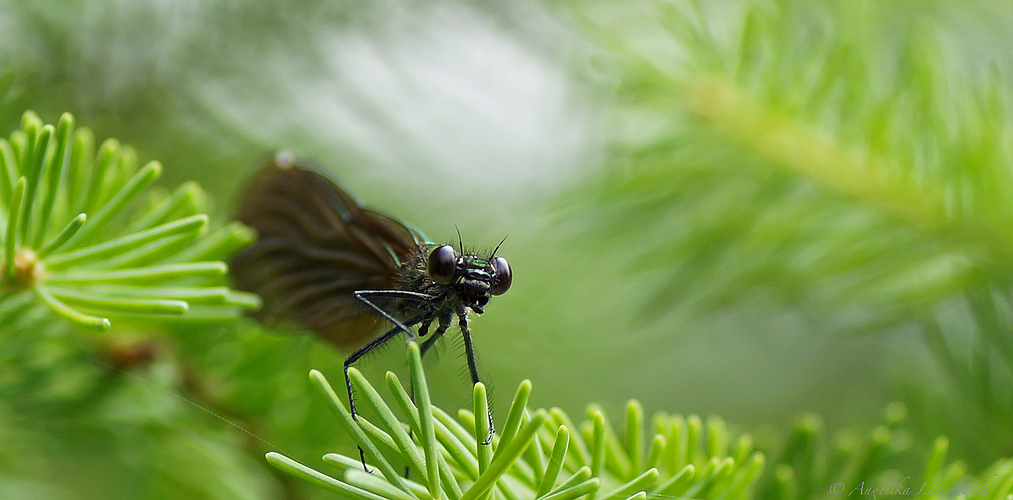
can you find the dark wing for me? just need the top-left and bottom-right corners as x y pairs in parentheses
(231, 153), (424, 350)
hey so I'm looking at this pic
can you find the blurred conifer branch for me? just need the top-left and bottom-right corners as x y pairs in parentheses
(0, 110), (260, 332)
(564, 0), (1013, 462)
(570, 0), (1013, 329)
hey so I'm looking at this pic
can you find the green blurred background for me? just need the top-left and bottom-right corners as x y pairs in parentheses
(3, 0), (1013, 498)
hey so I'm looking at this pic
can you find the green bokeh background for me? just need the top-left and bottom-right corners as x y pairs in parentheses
(3, 0), (1013, 498)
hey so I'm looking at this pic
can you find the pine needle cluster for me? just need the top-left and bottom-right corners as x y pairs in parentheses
(0, 111), (260, 332)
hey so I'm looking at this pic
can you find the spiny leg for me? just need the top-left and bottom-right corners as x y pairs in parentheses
(420, 312), (452, 359)
(353, 290), (436, 472)
(353, 290), (437, 340)
(345, 312), (424, 471)
(418, 314), (433, 338)
(459, 313), (495, 444)
(409, 315), (451, 410)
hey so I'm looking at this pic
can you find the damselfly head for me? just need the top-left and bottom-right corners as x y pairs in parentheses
(426, 244), (512, 314)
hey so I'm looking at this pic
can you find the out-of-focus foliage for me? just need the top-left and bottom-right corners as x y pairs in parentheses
(0, 317), (298, 499)
(558, 0), (1013, 465)
(569, 0), (1013, 338)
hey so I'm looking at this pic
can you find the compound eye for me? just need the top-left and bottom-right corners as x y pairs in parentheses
(490, 257), (512, 295)
(428, 245), (458, 284)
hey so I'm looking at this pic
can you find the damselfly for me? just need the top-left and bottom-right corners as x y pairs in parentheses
(231, 152), (511, 455)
